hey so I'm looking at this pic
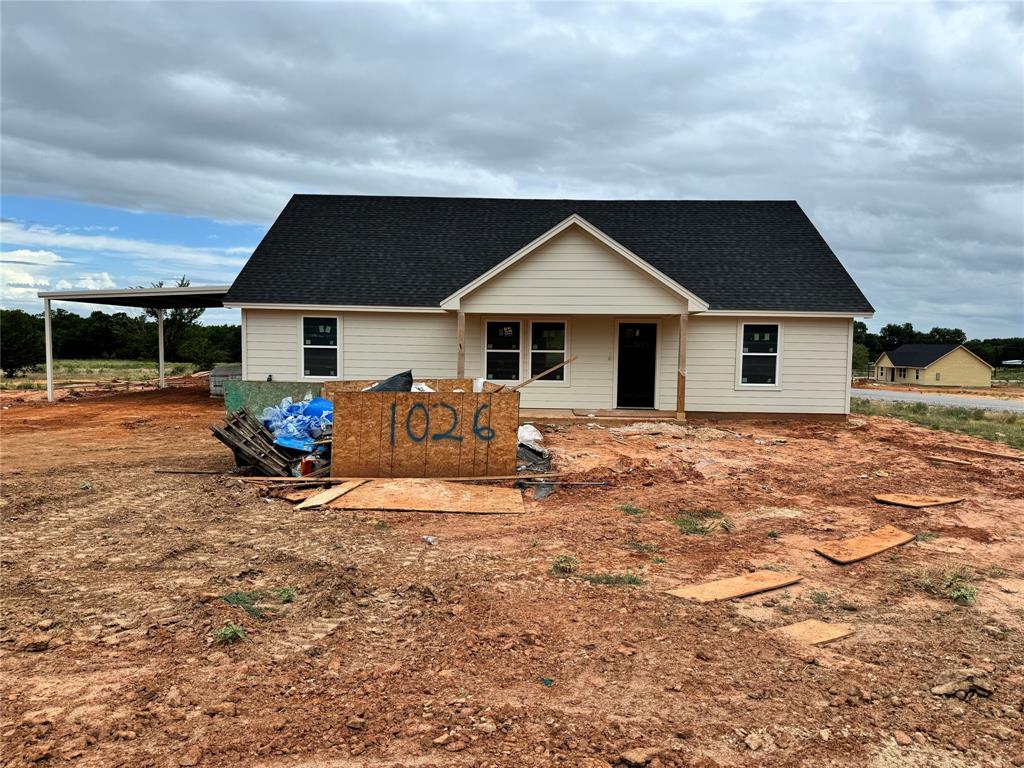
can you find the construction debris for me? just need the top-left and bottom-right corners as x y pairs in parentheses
(874, 493), (964, 509)
(814, 524), (914, 564)
(664, 570), (802, 603)
(325, 478), (525, 515)
(294, 479), (368, 510)
(211, 408), (294, 477)
(773, 619), (854, 646)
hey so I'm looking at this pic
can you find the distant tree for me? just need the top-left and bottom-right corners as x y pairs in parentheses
(878, 322), (922, 351)
(852, 342), (871, 371)
(140, 276), (205, 360)
(853, 320), (881, 361)
(925, 327), (967, 345)
(0, 309), (45, 377)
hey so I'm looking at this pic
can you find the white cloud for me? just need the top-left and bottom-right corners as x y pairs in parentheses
(0, 248), (66, 266)
(1, 263), (50, 302)
(70, 272), (117, 289)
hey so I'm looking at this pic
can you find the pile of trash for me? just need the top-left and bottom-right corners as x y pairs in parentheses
(261, 394), (334, 452)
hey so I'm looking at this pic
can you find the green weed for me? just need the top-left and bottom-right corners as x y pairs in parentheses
(214, 623), (246, 644)
(914, 564), (978, 606)
(851, 398), (1024, 450)
(914, 531), (939, 543)
(221, 590), (265, 619)
(673, 508), (731, 535)
(275, 587), (297, 604)
(620, 503), (647, 518)
(551, 554), (579, 575)
(625, 540), (655, 554)
(580, 572), (644, 587)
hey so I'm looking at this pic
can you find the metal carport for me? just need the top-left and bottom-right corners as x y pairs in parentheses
(35, 285), (231, 402)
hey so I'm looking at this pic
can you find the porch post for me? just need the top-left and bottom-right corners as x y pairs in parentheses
(456, 310), (466, 378)
(157, 309), (166, 388)
(44, 298), (54, 402)
(676, 312), (688, 420)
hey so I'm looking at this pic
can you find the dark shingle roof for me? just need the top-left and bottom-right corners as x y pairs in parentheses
(883, 344), (962, 368)
(225, 195), (873, 312)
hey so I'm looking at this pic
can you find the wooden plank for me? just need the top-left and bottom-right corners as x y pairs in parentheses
(665, 571), (802, 603)
(677, 313), (688, 418)
(926, 455), (974, 466)
(814, 524), (914, 564)
(774, 619), (854, 646)
(327, 478), (524, 515)
(487, 392), (520, 475)
(391, 392), (428, 477)
(456, 310), (466, 378)
(874, 494), (964, 509)
(359, 392), (385, 477)
(295, 480), (369, 510)
(942, 444), (1024, 462)
(425, 392), (463, 477)
(239, 472), (565, 484)
(509, 355), (578, 391)
(330, 393), (363, 477)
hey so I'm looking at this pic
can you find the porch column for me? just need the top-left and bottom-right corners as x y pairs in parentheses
(456, 310), (466, 377)
(44, 298), (54, 402)
(157, 308), (166, 388)
(676, 312), (688, 420)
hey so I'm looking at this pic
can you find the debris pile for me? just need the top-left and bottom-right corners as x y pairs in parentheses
(211, 408), (294, 476)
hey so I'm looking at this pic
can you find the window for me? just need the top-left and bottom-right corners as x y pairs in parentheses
(530, 321), (566, 381)
(302, 317), (338, 378)
(899, 368), (907, 378)
(485, 321), (521, 381)
(915, 369), (920, 380)
(739, 323), (779, 385)
(877, 366), (883, 379)
(935, 372), (941, 382)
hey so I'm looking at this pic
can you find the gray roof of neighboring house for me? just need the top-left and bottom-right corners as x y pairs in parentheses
(224, 195), (874, 313)
(882, 344), (962, 368)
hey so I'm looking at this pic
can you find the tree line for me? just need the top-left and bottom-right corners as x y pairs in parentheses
(853, 321), (1023, 372)
(1, 307), (240, 377)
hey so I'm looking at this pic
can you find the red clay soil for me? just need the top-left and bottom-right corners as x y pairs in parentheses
(1, 385), (1022, 768)
(853, 381), (1024, 401)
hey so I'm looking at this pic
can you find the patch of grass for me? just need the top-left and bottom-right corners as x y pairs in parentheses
(673, 507), (732, 535)
(914, 531), (939, 543)
(986, 566), (1008, 579)
(651, 556), (667, 565)
(580, 572), (644, 587)
(619, 503), (647, 518)
(766, 530), (780, 539)
(373, 520), (391, 530)
(214, 623), (246, 644)
(914, 564), (978, 606)
(625, 540), (655, 554)
(275, 587), (297, 604)
(851, 398), (1024, 450)
(79, 481), (92, 490)
(809, 590), (829, 606)
(551, 554), (579, 575)
(221, 590), (265, 619)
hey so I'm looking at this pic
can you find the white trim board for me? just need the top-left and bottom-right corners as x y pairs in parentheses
(439, 214), (710, 312)
(226, 302), (446, 313)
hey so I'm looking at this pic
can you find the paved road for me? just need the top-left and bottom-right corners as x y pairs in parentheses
(853, 388), (1024, 413)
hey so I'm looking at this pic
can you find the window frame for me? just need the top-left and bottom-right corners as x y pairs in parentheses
(915, 368), (920, 381)
(734, 320), (783, 390)
(298, 314), (342, 381)
(481, 317), (570, 387)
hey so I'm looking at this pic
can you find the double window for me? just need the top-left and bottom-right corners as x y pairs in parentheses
(302, 316), (338, 378)
(485, 320), (567, 382)
(739, 323), (779, 386)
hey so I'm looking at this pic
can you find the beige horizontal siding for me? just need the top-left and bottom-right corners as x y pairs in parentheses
(685, 316), (852, 414)
(460, 227), (688, 315)
(244, 309), (300, 380)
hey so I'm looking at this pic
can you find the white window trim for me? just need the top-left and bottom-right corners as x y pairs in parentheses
(298, 314), (342, 381)
(734, 320), (783, 391)
(481, 317), (571, 387)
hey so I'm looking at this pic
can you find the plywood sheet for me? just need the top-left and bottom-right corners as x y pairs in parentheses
(814, 524), (914, 564)
(425, 392), (463, 478)
(295, 480), (368, 510)
(874, 493), (964, 509)
(664, 570), (802, 603)
(774, 619), (854, 646)
(488, 393), (520, 475)
(327, 479), (524, 515)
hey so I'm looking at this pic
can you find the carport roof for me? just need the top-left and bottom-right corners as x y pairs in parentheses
(37, 285), (230, 309)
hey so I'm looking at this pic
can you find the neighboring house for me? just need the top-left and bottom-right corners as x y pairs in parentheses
(223, 195), (874, 416)
(874, 344), (993, 388)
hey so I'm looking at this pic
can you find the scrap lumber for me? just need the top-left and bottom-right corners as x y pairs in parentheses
(509, 355), (578, 392)
(295, 480), (368, 510)
(237, 472), (565, 484)
(154, 469), (224, 475)
(774, 619), (854, 646)
(874, 493), (964, 509)
(326, 478), (525, 515)
(211, 408), (293, 477)
(814, 524), (914, 564)
(664, 570), (802, 603)
(926, 455), (974, 466)
(941, 444), (1024, 462)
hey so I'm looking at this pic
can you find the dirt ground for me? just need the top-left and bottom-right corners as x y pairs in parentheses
(1, 385), (1023, 768)
(854, 381), (1024, 401)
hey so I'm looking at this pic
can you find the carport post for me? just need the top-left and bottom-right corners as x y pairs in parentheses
(157, 309), (165, 388)
(44, 298), (54, 402)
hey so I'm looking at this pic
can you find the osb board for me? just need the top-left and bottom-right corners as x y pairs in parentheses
(874, 493), (964, 509)
(814, 524), (914, 564)
(330, 391), (520, 478)
(774, 619), (854, 646)
(326, 478), (525, 515)
(223, 380), (322, 415)
(664, 570), (802, 603)
(294, 480), (367, 510)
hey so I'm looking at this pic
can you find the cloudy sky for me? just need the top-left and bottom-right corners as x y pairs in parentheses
(2, 1), (1022, 335)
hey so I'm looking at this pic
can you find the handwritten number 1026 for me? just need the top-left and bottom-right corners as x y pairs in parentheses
(388, 401), (495, 446)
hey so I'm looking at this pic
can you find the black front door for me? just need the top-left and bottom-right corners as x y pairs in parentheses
(617, 322), (657, 408)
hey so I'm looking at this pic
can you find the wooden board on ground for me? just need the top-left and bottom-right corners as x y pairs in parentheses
(926, 455), (973, 466)
(774, 619), (854, 646)
(814, 524), (914, 564)
(874, 493), (964, 509)
(326, 478), (525, 515)
(330, 388), (520, 478)
(664, 570), (802, 603)
(295, 480), (368, 510)
(941, 444), (1024, 462)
